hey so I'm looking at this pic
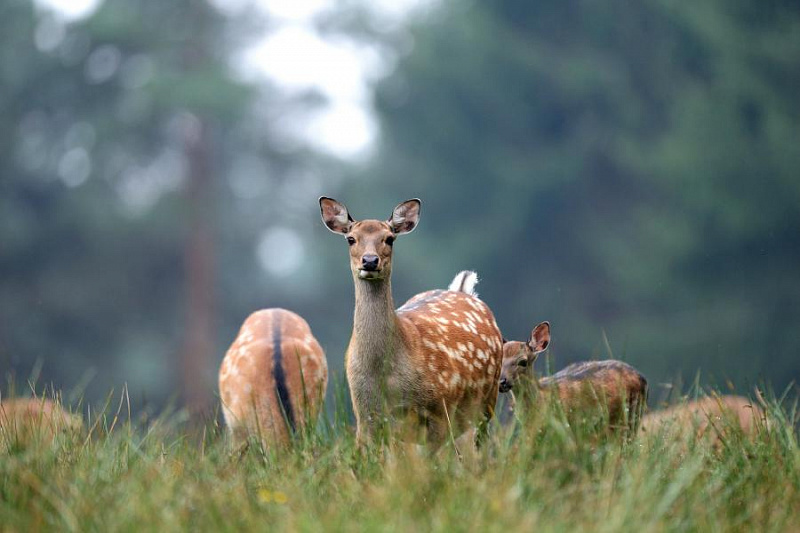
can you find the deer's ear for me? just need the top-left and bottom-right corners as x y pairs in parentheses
(388, 198), (421, 235)
(320, 197), (354, 234)
(528, 321), (551, 354)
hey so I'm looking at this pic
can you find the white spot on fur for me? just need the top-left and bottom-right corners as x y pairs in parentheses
(449, 373), (462, 389)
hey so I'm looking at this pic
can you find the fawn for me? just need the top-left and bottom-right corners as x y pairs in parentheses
(219, 308), (328, 446)
(499, 326), (647, 433)
(320, 198), (504, 447)
(641, 394), (767, 443)
(0, 397), (82, 443)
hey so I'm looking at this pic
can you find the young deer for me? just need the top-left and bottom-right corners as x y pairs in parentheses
(641, 394), (767, 443)
(0, 398), (83, 443)
(219, 308), (328, 446)
(499, 327), (647, 433)
(320, 198), (505, 447)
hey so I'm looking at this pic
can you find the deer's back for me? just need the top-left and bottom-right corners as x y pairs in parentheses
(642, 395), (766, 440)
(0, 398), (82, 441)
(540, 360), (648, 428)
(397, 290), (504, 415)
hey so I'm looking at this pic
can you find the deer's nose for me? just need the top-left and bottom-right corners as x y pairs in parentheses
(499, 378), (511, 393)
(361, 255), (380, 271)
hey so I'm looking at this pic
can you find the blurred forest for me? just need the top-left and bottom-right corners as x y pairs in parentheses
(1, 0), (799, 414)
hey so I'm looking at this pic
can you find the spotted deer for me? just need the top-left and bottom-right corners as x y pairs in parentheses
(218, 308), (328, 446)
(499, 325), (647, 433)
(641, 394), (767, 444)
(320, 198), (504, 447)
(0, 398), (83, 444)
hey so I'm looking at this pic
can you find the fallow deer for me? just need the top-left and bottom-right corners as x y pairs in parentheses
(0, 397), (82, 444)
(641, 394), (767, 444)
(499, 327), (647, 433)
(319, 198), (505, 447)
(219, 308), (328, 446)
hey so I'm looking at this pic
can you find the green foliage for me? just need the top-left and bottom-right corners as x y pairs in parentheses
(1, 389), (798, 531)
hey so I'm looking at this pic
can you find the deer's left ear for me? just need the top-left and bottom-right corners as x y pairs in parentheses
(388, 199), (421, 235)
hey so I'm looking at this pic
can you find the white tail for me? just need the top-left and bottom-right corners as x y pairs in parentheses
(218, 308), (328, 446)
(448, 270), (479, 296)
(320, 198), (504, 447)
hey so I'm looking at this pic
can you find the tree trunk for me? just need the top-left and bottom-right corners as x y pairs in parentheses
(181, 117), (215, 417)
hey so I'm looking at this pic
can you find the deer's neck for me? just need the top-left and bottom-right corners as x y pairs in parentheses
(351, 278), (401, 369)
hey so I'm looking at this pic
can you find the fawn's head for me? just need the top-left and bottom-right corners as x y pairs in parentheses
(320, 197), (421, 282)
(499, 321), (550, 393)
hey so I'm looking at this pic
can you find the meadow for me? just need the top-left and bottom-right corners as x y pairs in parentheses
(2, 381), (799, 532)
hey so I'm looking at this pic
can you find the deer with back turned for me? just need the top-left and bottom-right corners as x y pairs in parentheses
(320, 198), (504, 447)
(219, 308), (328, 446)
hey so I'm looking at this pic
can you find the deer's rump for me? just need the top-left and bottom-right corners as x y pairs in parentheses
(397, 289), (504, 427)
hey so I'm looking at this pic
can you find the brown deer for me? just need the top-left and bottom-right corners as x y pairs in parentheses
(641, 394), (767, 444)
(219, 308), (328, 446)
(320, 198), (505, 447)
(499, 327), (647, 433)
(0, 398), (82, 444)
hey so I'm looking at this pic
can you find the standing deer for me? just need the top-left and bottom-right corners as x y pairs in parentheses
(219, 308), (328, 446)
(319, 198), (504, 447)
(499, 325), (647, 433)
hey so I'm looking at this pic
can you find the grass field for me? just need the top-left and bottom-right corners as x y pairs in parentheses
(2, 382), (799, 532)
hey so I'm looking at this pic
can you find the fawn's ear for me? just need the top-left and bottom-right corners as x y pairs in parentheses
(320, 197), (354, 234)
(388, 199), (421, 235)
(528, 321), (551, 354)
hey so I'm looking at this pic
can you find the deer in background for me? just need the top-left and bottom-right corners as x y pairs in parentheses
(320, 198), (504, 447)
(219, 308), (328, 446)
(499, 323), (647, 433)
(0, 397), (83, 444)
(641, 394), (767, 445)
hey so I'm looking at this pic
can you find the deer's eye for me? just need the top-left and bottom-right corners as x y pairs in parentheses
(518, 359), (528, 368)
(347, 236), (356, 246)
(385, 236), (395, 246)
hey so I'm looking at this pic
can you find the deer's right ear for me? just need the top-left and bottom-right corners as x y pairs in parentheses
(319, 197), (354, 234)
(528, 321), (551, 354)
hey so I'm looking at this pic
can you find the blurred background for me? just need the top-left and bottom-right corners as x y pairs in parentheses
(1, 0), (798, 415)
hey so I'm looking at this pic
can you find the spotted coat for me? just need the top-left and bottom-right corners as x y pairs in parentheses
(390, 289), (504, 441)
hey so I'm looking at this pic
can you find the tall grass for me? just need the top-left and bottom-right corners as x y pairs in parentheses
(1, 382), (798, 532)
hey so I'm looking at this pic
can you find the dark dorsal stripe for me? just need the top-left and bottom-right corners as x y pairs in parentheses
(272, 313), (296, 433)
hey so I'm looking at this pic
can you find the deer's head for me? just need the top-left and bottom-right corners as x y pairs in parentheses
(320, 197), (421, 282)
(499, 321), (550, 393)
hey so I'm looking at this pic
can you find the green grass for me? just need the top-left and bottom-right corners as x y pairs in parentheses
(1, 383), (799, 532)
